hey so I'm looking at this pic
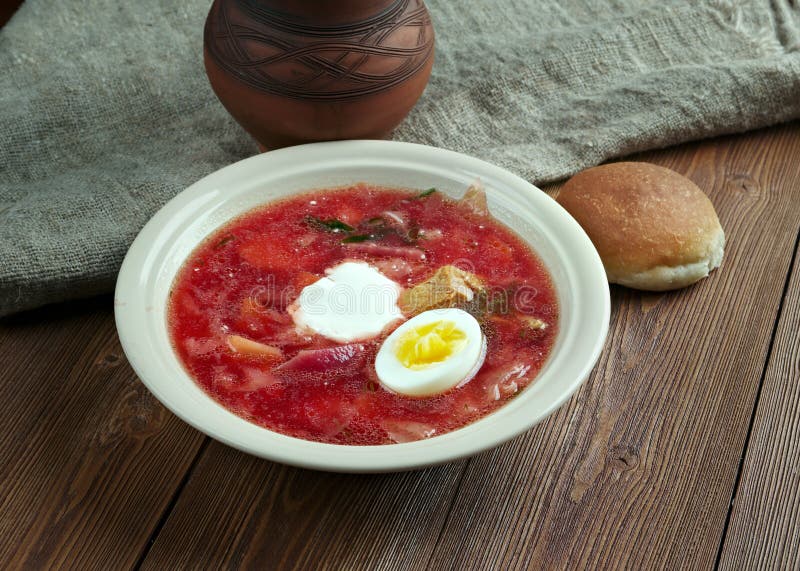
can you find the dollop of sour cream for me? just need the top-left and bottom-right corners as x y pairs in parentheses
(289, 261), (404, 342)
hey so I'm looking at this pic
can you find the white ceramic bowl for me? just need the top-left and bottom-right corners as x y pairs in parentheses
(115, 140), (609, 473)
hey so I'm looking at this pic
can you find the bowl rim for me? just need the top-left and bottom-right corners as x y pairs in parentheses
(115, 140), (610, 473)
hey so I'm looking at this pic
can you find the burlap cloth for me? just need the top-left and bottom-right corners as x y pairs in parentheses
(1, 0), (798, 316)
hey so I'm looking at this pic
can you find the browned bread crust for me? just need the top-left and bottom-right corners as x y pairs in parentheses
(557, 162), (724, 291)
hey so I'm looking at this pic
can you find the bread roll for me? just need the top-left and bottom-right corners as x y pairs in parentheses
(556, 162), (724, 291)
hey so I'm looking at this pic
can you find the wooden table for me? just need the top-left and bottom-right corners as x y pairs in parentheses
(1, 121), (798, 569)
(2, 5), (800, 565)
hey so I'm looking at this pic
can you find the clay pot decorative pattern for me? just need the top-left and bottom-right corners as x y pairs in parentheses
(204, 0), (435, 149)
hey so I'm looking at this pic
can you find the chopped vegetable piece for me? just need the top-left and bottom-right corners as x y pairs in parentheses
(383, 211), (407, 226)
(382, 419), (437, 443)
(305, 215), (354, 233)
(372, 257), (415, 280)
(238, 298), (293, 336)
(343, 242), (426, 260)
(227, 335), (283, 360)
(276, 343), (368, 380)
(501, 363), (532, 381)
(305, 399), (357, 437)
(399, 265), (484, 315)
(239, 238), (315, 272)
(462, 288), (515, 318)
(184, 337), (219, 357)
(485, 363), (531, 401)
(213, 234), (236, 249)
(335, 205), (362, 226)
(229, 367), (283, 392)
(417, 187), (437, 198)
(293, 271), (320, 290)
(522, 316), (548, 330)
(460, 180), (489, 216)
(419, 228), (444, 240)
(297, 233), (316, 247)
(341, 234), (372, 243)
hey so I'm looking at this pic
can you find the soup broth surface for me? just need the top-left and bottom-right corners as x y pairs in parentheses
(169, 185), (558, 445)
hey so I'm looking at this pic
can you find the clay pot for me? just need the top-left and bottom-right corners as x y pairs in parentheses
(203, 0), (435, 149)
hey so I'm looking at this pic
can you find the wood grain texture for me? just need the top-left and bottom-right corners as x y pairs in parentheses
(717, 234), (800, 569)
(0, 297), (206, 570)
(426, 124), (800, 570)
(140, 441), (466, 570)
(138, 122), (800, 570)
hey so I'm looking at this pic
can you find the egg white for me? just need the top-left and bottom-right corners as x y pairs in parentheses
(375, 308), (486, 397)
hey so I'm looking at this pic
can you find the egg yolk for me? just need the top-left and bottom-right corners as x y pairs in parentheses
(395, 320), (468, 369)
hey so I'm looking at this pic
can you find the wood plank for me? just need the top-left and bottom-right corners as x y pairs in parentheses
(141, 122), (800, 569)
(717, 233), (800, 569)
(425, 123), (800, 570)
(141, 441), (466, 570)
(0, 297), (206, 569)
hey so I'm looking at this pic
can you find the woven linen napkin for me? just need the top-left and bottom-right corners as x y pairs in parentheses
(1, 0), (799, 316)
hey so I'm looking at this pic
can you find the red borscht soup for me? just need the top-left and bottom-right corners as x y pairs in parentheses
(168, 184), (557, 445)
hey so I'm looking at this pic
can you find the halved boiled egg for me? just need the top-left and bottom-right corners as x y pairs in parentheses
(375, 308), (486, 397)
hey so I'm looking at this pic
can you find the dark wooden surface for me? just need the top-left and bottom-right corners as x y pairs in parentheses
(1, 5), (799, 562)
(718, 224), (800, 569)
(0, 122), (798, 570)
(0, 301), (206, 568)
